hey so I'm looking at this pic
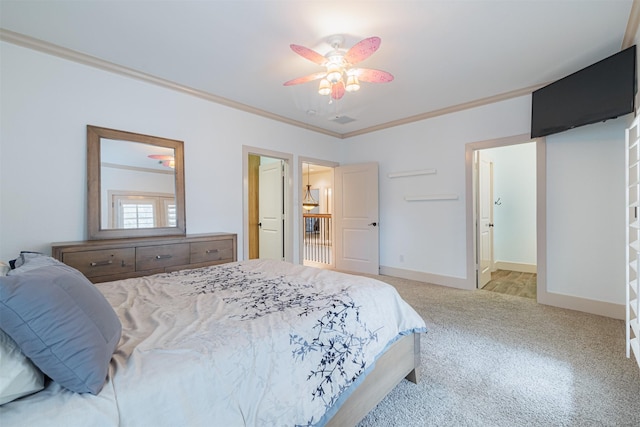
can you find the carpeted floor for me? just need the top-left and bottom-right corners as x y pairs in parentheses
(354, 274), (640, 427)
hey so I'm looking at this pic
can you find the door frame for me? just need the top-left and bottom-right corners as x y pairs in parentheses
(298, 157), (339, 267)
(242, 145), (293, 262)
(465, 134), (546, 302)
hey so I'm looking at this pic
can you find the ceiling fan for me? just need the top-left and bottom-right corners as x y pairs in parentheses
(148, 154), (175, 169)
(283, 35), (394, 100)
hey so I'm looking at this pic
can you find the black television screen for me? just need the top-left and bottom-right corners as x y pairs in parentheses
(531, 45), (636, 138)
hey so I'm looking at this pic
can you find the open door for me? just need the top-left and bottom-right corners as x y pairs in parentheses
(259, 160), (284, 260)
(477, 151), (494, 288)
(334, 162), (379, 274)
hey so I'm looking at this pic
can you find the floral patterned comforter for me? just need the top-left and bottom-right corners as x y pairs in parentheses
(1, 259), (426, 427)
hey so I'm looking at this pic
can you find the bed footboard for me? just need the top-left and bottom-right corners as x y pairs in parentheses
(326, 332), (421, 427)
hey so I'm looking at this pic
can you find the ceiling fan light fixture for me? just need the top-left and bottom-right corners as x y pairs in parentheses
(318, 78), (331, 95)
(148, 154), (176, 169)
(326, 63), (343, 84)
(345, 75), (360, 92)
(285, 36), (392, 99)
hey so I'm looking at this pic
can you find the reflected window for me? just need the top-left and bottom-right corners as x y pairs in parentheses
(121, 201), (155, 228)
(110, 193), (176, 228)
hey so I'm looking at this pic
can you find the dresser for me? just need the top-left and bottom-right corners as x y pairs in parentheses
(52, 233), (237, 283)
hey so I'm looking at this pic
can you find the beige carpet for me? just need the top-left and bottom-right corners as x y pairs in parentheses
(354, 274), (640, 426)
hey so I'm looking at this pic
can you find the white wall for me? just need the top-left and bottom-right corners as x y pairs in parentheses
(490, 142), (537, 267)
(546, 122), (626, 304)
(342, 93), (629, 311)
(0, 40), (630, 314)
(342, 96), (531, 279)
(0, 42), (342, 261)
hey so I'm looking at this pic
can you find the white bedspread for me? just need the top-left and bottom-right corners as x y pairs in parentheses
(0, 259), (426, 426)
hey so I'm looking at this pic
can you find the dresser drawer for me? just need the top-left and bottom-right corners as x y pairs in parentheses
(63, 248), (135, 278)
(53, 233), (237, 283)
(190, 239), (234, 264)
(136, 243), (190, 271)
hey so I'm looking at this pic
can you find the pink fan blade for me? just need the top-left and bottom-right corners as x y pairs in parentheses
(331, 81), (345, 100)
(283, 72), (327, 86)
(290, 44), (327, 65)
(354, 68), (394, 83)
(344, 37), (381, 65)
(148, 155), (173, 160)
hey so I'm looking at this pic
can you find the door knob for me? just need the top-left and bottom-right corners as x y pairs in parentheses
(368, 222), (378, 227)
(488, 223), (494, 227)
(258, 222), (262, 228)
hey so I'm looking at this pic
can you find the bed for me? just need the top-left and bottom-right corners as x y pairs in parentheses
(0, 256), (426, 426)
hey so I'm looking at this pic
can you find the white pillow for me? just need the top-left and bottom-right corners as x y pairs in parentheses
(0, 328), (45, 405)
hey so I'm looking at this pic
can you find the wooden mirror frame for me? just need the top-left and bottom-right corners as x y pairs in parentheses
(87, 125), (186, 240)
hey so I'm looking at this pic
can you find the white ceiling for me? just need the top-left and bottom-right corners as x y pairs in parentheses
(0, 0), (635, 138)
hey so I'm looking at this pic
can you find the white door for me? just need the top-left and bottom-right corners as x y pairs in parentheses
(259, 160), (284, 260)
(477, 151), (494, 288)
(334, 162), (379, 274)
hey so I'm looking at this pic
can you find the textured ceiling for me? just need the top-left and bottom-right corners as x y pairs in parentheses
(0, 0), (635, 138)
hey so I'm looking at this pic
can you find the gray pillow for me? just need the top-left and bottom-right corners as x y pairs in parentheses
(0, 264), (121, 394)
(7, 252), (62, 275)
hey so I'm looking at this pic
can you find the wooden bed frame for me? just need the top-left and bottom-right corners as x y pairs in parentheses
(327, 333), (421, 426)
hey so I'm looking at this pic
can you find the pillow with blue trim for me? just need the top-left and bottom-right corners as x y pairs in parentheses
(0, 261), (121, 395)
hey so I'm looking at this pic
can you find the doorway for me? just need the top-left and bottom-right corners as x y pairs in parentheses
(298, 159), (380, 275)
(243, 146), (293, 262)
(468, 136), (541, 298)
(300, 161), (335, 268)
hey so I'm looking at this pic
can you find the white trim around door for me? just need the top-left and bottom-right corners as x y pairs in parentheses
(465, 133), (543, 294)
(242, 145), (294, 263)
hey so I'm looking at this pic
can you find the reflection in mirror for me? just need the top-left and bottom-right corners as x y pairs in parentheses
(87, 126), (186, 240)
(100, 139), (176, 229)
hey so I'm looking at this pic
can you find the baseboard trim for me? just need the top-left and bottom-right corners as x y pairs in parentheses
(379, 266), (474, 290)
(538, 289), (625, 320)
(494, 261), (537, 273)
(380, 265), (625, 320)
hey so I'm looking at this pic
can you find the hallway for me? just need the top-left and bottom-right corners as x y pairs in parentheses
(482, 269), (536, 299)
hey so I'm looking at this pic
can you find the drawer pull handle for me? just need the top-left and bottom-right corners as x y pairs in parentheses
(90, 260), (113, 267)
(206, 249), (219, 254)
(155, 254), (173, 260)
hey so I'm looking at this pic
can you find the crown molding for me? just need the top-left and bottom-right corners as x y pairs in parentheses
(1, 28), (544, 140)
(0, 28), (342, 139)
(341, 84), (545, 139)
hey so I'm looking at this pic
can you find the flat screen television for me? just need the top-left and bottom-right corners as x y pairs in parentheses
(530, 45), (636, 138)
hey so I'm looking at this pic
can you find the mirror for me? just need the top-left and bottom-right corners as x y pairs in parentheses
(87, 125), (186, 239)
